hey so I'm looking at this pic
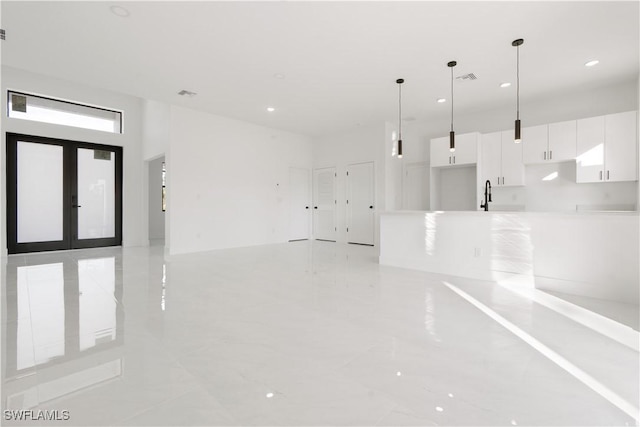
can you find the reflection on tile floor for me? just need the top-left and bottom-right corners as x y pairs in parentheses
(1, 241), (638, 426)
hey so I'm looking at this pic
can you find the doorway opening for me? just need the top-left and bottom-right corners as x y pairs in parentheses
(148, 156), (166, 246)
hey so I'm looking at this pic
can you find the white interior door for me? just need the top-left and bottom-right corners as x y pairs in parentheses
(313, 167), (336, 241)
(288, 167), (311, 241)
(346, 162), (375, 245)
(403, 162), (429, 210)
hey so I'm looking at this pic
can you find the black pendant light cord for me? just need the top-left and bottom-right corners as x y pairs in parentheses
(516, 43), (520, 121)
(398, 81), (402, 141)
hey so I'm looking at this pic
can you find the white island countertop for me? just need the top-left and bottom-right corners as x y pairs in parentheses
(379, 210), (639, 303)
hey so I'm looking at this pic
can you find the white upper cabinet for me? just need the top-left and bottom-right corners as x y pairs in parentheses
(577, 111), (637, 183)
(548, 120), (577, 162)
(430, 132), (479, 167)
(522, 121), (577, 164)
(576, 116), (604, 183)
(430, 136), (452, 167)
(521, 124), (548, 164)
(500, 130), (525, 186)
(481, 130), (524, 187)
(605, 111), (638, 182)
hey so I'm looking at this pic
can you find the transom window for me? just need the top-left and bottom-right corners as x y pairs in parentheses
(7, 91), (123, 134)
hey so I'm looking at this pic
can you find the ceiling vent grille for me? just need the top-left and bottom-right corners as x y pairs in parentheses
(177, 90), (197, 97)
(456, 73), (478, 81)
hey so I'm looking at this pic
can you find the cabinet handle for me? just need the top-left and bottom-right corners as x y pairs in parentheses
(498, 177), (500, 185)
(607, 170), (610, 180)
(599, 171), (603, 181)
(502, 177), (505, 185)
(550, 150), (553, 160)
(453, 156), (456, 164)
(449, 157), (451, 164)
(544, 151), (546, 160)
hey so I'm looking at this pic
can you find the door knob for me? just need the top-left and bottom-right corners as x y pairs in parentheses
(72, 204), (82, 208)
(314, 206), (318, 209)
(369, 205), (374, 209)
(305, 206), (309, 209)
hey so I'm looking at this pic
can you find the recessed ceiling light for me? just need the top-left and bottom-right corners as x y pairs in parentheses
(109, 5), (130, 17)
(585, 60), (600, 67)
(266, 107), (275, 112)
(500, 82), (511, 88)
(273, 73), (285, 79)
(437, 98), (446, 103)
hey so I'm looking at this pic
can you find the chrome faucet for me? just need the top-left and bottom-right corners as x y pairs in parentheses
(480, 180), (492, 211)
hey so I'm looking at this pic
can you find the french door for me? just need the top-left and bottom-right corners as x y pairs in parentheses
(6, 133), (123, 254)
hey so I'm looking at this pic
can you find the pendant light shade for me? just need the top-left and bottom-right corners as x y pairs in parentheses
(512, 38), (524, 143)
(447, 61), (457, 152)
(396, 78), (404, 159)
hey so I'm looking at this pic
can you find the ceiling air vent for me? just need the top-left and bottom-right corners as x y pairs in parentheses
(177, 90), (197, 97)
(456, 73), (478, 81)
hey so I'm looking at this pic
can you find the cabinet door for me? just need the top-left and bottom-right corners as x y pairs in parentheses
(430, 136), (452, 167)
(453, 132), (478, 165)
(521, 124), (548, 164)
(481, 131), (502, 185)
(548, 120), (577, 162)
(576, 116), (605, 183)
(501, 130), (525, 186)
(605, 111), (638, 182)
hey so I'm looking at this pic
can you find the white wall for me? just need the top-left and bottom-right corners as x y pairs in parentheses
(168, 106), (312, 255)
(312, 123), (389, 245)
(142, 99), (170, 161)
(148, 157), (165, 239)
(0, 66), (146, 254)
(406, 78), (639, 148)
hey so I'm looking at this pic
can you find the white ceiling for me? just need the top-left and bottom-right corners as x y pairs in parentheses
(1, 1), (638, 137)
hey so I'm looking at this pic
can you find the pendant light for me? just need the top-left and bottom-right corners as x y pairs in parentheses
(396, 78), (404, 159)
(447, 61), (457, 152)
(512, 38), (524, 143)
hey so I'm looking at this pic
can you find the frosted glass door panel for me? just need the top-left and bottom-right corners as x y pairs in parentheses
(17, 142), (64, 243)
(77, 148), (116, 239)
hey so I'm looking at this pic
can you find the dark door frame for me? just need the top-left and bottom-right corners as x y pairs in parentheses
(6, 133), (123, 254)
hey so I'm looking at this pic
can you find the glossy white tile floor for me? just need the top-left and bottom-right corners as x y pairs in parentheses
(1, 241), (638, 426)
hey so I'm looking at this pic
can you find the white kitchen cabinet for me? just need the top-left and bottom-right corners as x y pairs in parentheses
(576, 111), (637, 183)
(521, 124), (548, 164)
(430, 132), (478, 167)
(548, 120), (577, 162)
(523, 121), (577, 164)
(605, 111), (638, 182)
(576, 116), (604, 182)
(481, 130), (524, 187)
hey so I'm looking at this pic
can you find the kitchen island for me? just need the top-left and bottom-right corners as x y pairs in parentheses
(379, 210), (639, 303)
